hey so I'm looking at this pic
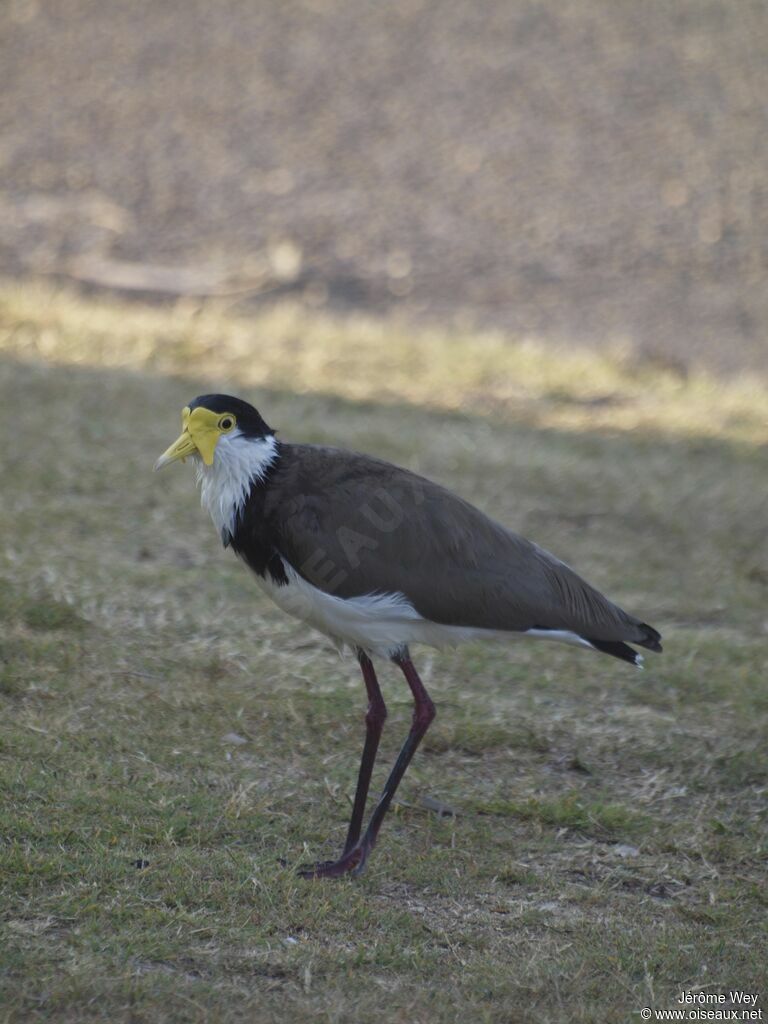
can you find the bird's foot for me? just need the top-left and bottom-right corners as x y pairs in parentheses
(297, 840), (371, 879)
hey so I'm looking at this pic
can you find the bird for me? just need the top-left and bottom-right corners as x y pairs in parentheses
(155, 394), (662, 878)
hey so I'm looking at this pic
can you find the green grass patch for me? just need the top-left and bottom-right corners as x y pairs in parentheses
(0, 281), (766, 1022)
(20, 596), (85, 633)
(476, 793), (647, 838)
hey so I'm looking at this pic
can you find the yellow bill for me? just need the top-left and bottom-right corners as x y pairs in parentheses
(154, 406), (231, 470)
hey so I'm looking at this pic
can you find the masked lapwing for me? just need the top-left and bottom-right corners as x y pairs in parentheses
(155, 394), (662, 878)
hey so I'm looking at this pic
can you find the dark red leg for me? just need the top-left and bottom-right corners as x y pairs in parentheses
(343, 651), (387, 853)
(300, 649), (435, 879)
(353, 654), (435, 868)
(298, 650), (387, 878)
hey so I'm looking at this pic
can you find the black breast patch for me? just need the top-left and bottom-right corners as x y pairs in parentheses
(227, 469), (289, 586)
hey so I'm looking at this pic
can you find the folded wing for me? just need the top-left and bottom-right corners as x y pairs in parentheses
(265, 444), (660, 650)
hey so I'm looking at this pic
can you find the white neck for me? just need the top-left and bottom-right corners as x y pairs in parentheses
(196, 431), (278, 537)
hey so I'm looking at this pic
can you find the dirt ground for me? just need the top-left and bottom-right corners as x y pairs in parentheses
(1, 0), (766, 375)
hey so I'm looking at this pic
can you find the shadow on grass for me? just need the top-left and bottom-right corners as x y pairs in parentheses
(1, 351), (767, 1022)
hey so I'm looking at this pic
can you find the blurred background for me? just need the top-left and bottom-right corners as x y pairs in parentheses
(1, 0), (766, 375)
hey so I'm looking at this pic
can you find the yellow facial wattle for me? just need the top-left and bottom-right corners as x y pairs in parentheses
(154, 406), (237, 470)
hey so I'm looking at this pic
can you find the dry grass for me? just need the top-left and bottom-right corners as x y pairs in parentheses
(0, 282), (766, 1023)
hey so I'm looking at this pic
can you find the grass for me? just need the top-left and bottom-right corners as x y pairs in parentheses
(0, 281), (766, 1023)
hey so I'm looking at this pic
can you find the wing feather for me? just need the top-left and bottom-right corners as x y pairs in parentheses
(264, 444), (657, 646)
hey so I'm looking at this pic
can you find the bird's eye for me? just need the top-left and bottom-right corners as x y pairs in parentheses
(219, 416), (235, 431)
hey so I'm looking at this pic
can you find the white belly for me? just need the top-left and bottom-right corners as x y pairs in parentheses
(249, 556), (594, 659)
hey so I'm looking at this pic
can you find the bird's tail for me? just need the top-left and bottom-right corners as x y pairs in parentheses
(583, 622), (662, 668)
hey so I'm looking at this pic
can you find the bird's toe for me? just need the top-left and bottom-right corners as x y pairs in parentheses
(296, 845), (368, 880)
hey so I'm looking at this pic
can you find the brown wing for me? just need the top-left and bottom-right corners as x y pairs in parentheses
(266, 444), (659, 647)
